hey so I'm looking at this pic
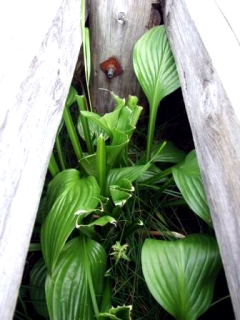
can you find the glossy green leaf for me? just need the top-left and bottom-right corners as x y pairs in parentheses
(142, 234), (222, 320)
(172, 150), (212, 227)
(29, 258), (48, 318)
(151, 141), (186, 164)
(107, 164), (150, 194)
(133, 25), (180, 160)
(46, 236), (107, 320)
(110, 179), (134, 207)
(41, 170), (100, 273)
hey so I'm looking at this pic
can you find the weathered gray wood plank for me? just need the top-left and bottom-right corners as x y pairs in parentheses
(89, 0), (159, 113)
(162, 0), (240, 318)
(0, 0), (81, 318)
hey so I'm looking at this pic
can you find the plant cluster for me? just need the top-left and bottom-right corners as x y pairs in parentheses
(15, 20), (229, 320)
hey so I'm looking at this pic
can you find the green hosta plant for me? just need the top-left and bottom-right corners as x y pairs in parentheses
(36, 90), (151, 320)
(142, 234), (222, 320)
(133, 25), (180, 161)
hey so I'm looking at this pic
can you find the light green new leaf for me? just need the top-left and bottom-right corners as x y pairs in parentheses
(97, 134), (107, 194)
(30, 258), (48, 318)
(41, 170), (100, 273)
(172, 150), (212, 227)
(133, 25), (180, 160)
(46, 236), (107, 320)
(79, 131), (129, 177)
(142, 234), (222, 320)
(99, 305), (132, 320)
(110, 179), (134, 207)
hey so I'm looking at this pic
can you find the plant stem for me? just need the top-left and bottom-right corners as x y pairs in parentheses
(56, 136), (66, 170)
(146, 105), (158, 161)
(63, 106), (83, 161)
(76, 95), (94, 154)
(48, 154), (60, 177)
(96, 134), (107, 195)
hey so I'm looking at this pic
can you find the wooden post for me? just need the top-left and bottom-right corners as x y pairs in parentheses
(89, 0), (161, 113)
(0, 0), (82, 318)
(162, 0), (240, 317)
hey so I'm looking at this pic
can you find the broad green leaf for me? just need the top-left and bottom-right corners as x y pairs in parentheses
(29, 258), (48, 318)
(81, 109), (121, 138)
(79, 154), (97, 177)
(41, 170), (100, 273)
(142, 234), (222, 320)
(107, 164), (150, 194)
(46, 236), (107, 320)
(151, 141), (186, 164)
(136, 163), (162, 183)
(133, 25), (180, 160)
(172, 150), (212, 227)
(99, 305), (132, 320)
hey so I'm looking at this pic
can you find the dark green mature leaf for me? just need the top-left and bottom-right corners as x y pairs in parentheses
(30, 258), (48, 318)
(142, 234), (222, 320)
(46, 236), (107, 320)
(133, 25), (180, 160)
(107, 164), (150, 193)
(41, 170), (100, 273)
(151, 141), (186, 164)
(172, 150), (212, 227)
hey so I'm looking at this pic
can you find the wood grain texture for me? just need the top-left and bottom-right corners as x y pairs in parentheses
(0, 0), (81, 318)
(89, 0), (157, 113)
(162, 0), (240, 317)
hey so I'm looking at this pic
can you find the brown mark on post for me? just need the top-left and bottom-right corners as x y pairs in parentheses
(100, 56), (123, 80)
